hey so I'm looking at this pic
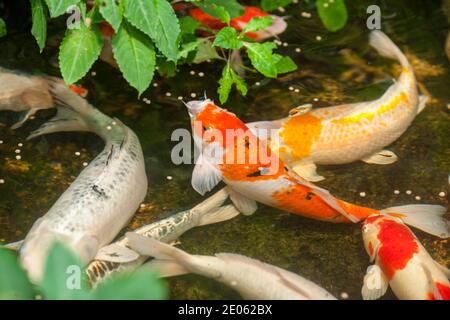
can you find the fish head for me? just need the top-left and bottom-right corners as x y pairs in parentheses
(362, 215), (384, 261)
(252, 15), (288, 41)
(186, 99), (282, 181)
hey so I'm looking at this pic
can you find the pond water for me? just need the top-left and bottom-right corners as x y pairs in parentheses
(0, 0), (449, 299)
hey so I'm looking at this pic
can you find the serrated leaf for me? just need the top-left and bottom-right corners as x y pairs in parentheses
(44, 0), (80, 18)
(30, 0), (47, 52)
(39, 242), (91, 300)
(0, 18), (6, 38)
(245, 42), (277, 78)
(261, 0), (293, 12)
(218, 63), (247, 103)
(193, 39), (221, 63)
(93, 268), (168, 300)
(112, 22), (156, 95)
(273, 54), (297, 74)
(59, 24), (103, 84)
(99, 0), (122, 32)
(206, 0), (244, 18)
(0, 248), (35, 300)
(316, 0), (348, 32)
(242, 16), (273, 34)
(124, 0), (180, 61)
(213, 27), (243, 49)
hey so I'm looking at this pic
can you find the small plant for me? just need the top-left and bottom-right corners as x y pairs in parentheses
(0, 241), (168, 300)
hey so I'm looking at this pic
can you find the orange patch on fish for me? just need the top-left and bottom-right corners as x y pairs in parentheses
(436, 283), (450, 300)
(280, 113), (323, 160)
(331, 92), (409, 125)
(271, 184), (377, 222)
(376, 219), (418, 279)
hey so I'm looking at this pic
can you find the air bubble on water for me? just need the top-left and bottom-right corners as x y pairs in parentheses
(340, 292), (349, 299)
(406, 190), (412, 195)
(394, 190), (400, 194)
(359, 192), (366, 197)
(0, 179), (4, 184)
(166, 176), (173, 180)
(439, 191), (446, 197)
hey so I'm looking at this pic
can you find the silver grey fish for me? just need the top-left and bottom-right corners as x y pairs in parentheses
(0, 67), (55, 128)
(86, 188), (240, 285)
(127, 233), (337, 300)
(19, 81), (147, 283)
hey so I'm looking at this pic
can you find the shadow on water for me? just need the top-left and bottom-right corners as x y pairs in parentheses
(0, 0), (449, 299)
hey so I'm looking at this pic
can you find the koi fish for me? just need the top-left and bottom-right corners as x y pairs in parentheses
(183, 98), (449, 239)
(0, 67), (89, 128)
(86, 188), (240, 285)
(184, 5), (287, 42)
(19, 80), (147, 283)
(127, 233), (337, 300)
(361, 214), (450, 300)
(247, 31), (428, 182)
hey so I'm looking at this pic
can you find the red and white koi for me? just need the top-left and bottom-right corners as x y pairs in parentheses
(362, 214), (450, 300)
(183, 99), (449, 239)
(248, 31), (428, 182)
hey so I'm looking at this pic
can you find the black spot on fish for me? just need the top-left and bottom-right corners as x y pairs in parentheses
(306, 192), (315, 200)
(247, 170), (261, 178)
(92, 184), (108, 199)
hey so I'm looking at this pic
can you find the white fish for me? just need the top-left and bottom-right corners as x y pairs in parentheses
(361, 214), (450, 300)
(0, 67), (55, 128)
(247, 31), (428, 182)
(19, 81), (147, 283)
(86, 188), (240, 285)
(127, 233), (337, 300)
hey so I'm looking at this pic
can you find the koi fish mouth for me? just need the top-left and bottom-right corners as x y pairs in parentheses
(185, 99), (213, 118)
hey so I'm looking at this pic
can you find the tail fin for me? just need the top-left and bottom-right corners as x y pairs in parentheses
(369, 30), (409, 67)
(381, 205), (449, 238)
(126, 232), (192, 277)
(191, 188), (228, 214)
(198, 205), (240, 226)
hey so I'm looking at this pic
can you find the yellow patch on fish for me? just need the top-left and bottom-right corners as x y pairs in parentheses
(280, 113), (323, 160)
(331, 92), (409, 125)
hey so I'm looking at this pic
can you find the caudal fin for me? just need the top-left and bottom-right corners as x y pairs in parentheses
(381, 205), (449, 238)
(126, 232), (192, 277)
(369, 30), (409, 67)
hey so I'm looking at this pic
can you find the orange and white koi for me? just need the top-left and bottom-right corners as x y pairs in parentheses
(362, 214), (450, 300)
(183, 99), (449, 239)
(248, 31), (428, 182)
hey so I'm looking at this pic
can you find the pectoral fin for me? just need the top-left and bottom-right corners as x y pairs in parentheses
(227, 187), (257, 216)
(94, 243), (140, 263)
(361, 264), (389, 300)
(11, 109), (37, 130)
(3, 240), (24, 251)
(417, 95), (429, 114)
(292, 162), (325, 182)
(289, 104), (313, 117)
(191, 154), (223, 196)
(362, 150), (398, 165)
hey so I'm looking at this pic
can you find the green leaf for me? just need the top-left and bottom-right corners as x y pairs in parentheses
(157, 58), (177, 77)
(261, 0), (293, 12)
(178, 40), (200, 59)
(93, 268), (168, 300)
(59, 24), (103, 84)
(193, 39), (221, 64)
(316, 0), (348, 32)
(112, 22), (156, 96)
(199, 0), (244, 18)
(245, 42), (277, 78)
(0, 18), (6, 38)
(218, 63), (247, 103)
(179, 16), (200, 36)
(242, 16), (273, 34)
(124, 0), (180, 61)
(99, 0), (123, 32)
(273, 54), (297, 74)
(39, 242), (91, 300)
(213, 27), (242, 49)
(30, 0), (48, 52)
(44, 0), (81, 18)
(0, 248), (35, 300)
(196, 2), (230, 24)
